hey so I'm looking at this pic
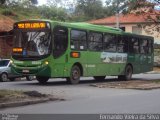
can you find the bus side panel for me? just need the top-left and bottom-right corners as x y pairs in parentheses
(128, 54), (141, 74)
(50, 55), (66, 78)
(87, 52), (122, 76)
(65, 51), (88, 77)
(140, 53), (154, 73)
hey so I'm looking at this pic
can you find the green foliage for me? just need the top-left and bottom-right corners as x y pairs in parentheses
(2, 0), (159, 23)
(75, 0), (105, 19)
(105, 0), (130, 14)
(0, 0), (6, 5)
(2, 9), (14, 16)
(38, 5), (68, 21)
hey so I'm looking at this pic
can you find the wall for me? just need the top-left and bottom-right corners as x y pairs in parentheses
(0, 35), (13, 59)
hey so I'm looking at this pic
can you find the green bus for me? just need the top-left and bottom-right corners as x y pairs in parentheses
(11, 20), (154, 84)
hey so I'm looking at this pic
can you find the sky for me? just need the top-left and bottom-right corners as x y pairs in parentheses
(38, 0), (46, 5)
(38, 0), (106, 6)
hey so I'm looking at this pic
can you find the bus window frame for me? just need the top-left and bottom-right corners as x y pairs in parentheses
(117, 35), (129, 53)
(128, 36), (140, 54)
(140, 38), (148, 54)
(70, 29), (88, 51)
(103, 33), (117, 52)
(52, 25), (68, 59)
(88, 31), (103, 52)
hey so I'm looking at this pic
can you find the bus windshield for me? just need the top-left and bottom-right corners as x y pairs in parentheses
(13, 31), (51, 59)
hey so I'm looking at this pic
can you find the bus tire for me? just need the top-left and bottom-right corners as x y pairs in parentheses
(26, 76), (34, 81)
(94, 76), (105, 81)
(36, 76), (49, 84)
(118, 65), (133, 80)
(67, 65), (81, 84)
(124, 65), (133, 80)
(119, 65), (133, 80)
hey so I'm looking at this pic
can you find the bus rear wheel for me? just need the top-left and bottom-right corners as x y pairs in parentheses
(36, 76), (49, 84)
(67, 65), (81, 84)
(94, 76), (105, 81)
(118, 65), (133, 80)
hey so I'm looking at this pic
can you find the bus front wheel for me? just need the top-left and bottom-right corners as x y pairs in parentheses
(67, 65), (81, 84)
(36, 76), (49, 84)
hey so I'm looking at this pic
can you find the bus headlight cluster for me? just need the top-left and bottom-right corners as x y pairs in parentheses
(45, 61), (49, 65)
(10, 60), (13, 64)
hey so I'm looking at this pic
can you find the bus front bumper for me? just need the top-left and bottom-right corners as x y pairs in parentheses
(11, 64), (51, 77)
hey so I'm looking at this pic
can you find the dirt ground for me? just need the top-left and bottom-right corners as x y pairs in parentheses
(153, 67), (160, 72)
(0, 90), (62, 108)
(90, 80), (160, 90)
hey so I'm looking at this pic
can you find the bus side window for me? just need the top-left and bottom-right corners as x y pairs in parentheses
(148, 39), (153, 54)
(124, 36), (129, 53)
(140, 39), (148, 54)
(103, 34), (116, 52)
(71, 30), (87, 50)
(53, 26), (68, 58)
(129, 37), (139, 54)
(88, 32), (103, 51)
(117, 35), (128, 53)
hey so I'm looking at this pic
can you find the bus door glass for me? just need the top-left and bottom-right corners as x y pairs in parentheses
(52, 26), (68, 77)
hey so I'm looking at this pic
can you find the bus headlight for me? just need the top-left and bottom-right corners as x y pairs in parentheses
(10, 60), (13, 64)
(45, 61), (49, 65)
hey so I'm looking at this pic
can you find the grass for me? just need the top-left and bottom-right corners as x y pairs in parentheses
(0, 6), (41, 21)
(0, 89), (48, 103)
(0, 90), (26, 103)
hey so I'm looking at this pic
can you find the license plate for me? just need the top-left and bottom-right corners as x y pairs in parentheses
(22, 70), (29, 73)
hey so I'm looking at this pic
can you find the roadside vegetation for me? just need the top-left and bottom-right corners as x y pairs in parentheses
(0, 89), (48, 103)
(0, 89), (61, 108)
(0, 0), (159, 23)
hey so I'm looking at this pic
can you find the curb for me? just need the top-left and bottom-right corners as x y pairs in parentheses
(0, 97), (63, 109)
(145, 71), (160, 74)
(90, 84), (160, 90)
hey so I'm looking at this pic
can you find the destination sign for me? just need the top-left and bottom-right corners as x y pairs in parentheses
(17, 22), (46, 29)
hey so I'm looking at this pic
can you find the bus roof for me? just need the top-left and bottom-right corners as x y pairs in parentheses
(15, 19), (154, 40)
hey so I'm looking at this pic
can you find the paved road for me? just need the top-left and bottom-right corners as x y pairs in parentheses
(0, 74), (160, 113)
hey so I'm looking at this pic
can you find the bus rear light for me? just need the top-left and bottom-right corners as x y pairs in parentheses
(70, 52), (80, 58)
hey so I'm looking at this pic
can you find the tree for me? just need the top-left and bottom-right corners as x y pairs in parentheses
(0, 0), (6, 5)
(105, 0), (130, 28)
(126, 0), (160, 37)
(38, 5), (68, 21)
(74, 0), (105, 20)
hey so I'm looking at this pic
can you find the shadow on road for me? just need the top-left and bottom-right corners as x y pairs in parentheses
(15, 77), (145, 87)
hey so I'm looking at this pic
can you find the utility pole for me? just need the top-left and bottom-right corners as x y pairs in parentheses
(116, 0), (120, 28)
